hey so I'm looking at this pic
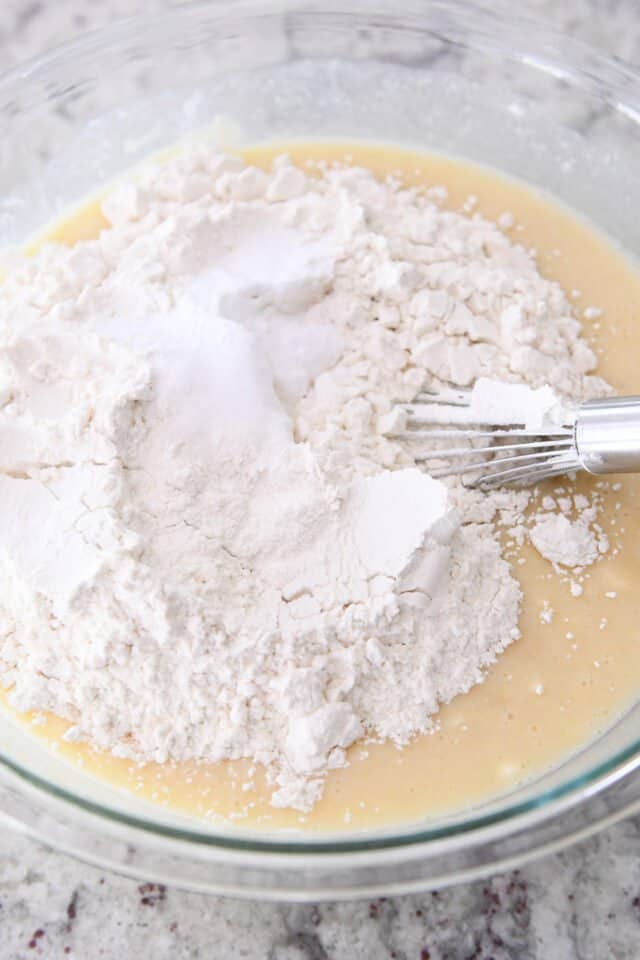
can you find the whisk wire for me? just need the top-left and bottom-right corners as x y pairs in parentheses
(393, 389), (579, 487)
(392, 388), (640, 486)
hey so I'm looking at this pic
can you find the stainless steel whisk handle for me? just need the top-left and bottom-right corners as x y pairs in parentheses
(576, 396), (640, 475)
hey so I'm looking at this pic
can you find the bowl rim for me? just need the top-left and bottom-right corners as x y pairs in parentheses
(2, 728), (640, 855)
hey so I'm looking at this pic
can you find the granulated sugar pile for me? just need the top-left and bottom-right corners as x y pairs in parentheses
(0, 148), (611, 811)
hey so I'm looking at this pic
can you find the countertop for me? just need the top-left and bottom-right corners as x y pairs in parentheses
(1, 1), (640, 958)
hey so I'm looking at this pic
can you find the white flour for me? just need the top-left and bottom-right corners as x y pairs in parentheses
(530, 505), (609, 569)
(0, 148), (608, 811)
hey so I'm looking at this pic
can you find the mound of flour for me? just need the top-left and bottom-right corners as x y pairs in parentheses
(0, 148), (606, 811)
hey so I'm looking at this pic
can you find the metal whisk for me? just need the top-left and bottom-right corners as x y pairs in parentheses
(390, 388), (640, 488)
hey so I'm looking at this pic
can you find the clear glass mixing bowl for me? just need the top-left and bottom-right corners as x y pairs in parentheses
(1, 0), (640, 899)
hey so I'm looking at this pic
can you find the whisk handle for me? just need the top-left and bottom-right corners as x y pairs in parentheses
(576, 396), (640, 475)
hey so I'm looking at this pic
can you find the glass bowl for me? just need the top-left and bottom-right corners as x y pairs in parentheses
(1, 0), (640, 899)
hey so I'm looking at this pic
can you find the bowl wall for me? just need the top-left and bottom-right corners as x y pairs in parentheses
(1, 0), (640, 896)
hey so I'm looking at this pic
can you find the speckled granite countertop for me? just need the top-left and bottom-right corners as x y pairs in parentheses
(1, 2), (640, 958)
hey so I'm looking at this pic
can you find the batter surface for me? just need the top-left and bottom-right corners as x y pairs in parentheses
(2, 141), (640, 833)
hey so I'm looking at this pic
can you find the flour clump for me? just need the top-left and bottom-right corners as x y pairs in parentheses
(0, 148), (607, 811)
(530, 509), (608, 569)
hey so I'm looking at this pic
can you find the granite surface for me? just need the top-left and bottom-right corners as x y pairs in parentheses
(1, 1), (640, 958)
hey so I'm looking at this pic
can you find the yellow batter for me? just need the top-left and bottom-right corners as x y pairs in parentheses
(3, 141), (640, 833)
